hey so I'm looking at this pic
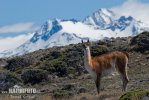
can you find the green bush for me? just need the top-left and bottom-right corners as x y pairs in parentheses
(21, 69), (48, 84)
(40, 58), (68, 77)
(39, 44), (85, 76)
(53, 89), (73, 99)
(91, 45), (109, 57)
(0, 71), (20, 91)
(119, 90), (149, 100)
(5, 57), (32, 71)
(40, 51), (62, 61)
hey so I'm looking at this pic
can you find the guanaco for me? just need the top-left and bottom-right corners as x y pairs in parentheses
(82, 40), (129, 94)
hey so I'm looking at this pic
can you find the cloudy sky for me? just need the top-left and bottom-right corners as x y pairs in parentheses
(0, 0), (149, 52)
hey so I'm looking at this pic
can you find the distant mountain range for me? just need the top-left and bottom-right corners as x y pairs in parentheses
(0, 8), (149, 58)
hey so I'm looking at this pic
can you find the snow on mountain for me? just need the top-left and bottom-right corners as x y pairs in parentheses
(83, 8), (116, 28)
(83, 8), (149, 33)
(0, 8), (149, 58)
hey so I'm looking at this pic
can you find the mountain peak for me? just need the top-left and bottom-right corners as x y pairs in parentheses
(30, 19), (62, 43)
(96, 8), (115, 16)
(83, 8), (115, 28)
(41, 18), (61, 33)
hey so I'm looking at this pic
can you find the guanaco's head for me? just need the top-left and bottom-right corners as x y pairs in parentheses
(81, 39), (90, 50)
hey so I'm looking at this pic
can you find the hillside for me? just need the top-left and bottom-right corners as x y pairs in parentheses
(0, 32), (149, 100)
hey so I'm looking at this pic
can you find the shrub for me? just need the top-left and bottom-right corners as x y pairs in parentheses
(5, 57), (32, 71)
(21, 69), (48, 84)
(130, 31), (149, 52)
(40, 51), (62, 61)
(0, 71), (20, 91)
(53, 89), (73, 99)
(91, 45), (109, 57)
(40, 59), (68, 77)
(119, 90), (149, 100)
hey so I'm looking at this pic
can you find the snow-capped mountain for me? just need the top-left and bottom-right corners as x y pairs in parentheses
(83, 8), (116, 29)
(0, 8), (149, 58)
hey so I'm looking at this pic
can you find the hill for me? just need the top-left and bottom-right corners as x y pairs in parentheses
(0, 32), (149, 100)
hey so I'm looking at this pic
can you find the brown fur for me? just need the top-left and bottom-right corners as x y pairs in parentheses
(91, 51), (129, 73)
(92, 51), (129, 94)
(90, 51), (129, 93)
(82, 40), (129, 94)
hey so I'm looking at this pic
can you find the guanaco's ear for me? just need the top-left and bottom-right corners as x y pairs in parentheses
(81, 40), (84, 43)
(86, 39), (90, 46)
(87, 39), (90, 43)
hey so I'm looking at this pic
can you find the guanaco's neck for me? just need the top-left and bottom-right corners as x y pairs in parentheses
(84, 46), (92, 68)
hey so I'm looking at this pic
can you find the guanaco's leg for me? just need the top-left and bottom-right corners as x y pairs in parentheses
(117, 60), (129, 91)
(122, 64), (129, 91)
(95, 73), (101, 94)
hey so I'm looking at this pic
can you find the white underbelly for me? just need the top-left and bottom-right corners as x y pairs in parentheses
(102, 66), (117, 77)
(85, 65), (96, 79)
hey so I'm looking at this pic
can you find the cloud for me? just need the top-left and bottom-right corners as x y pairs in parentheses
(0, 33), (33, 52)
(0, 22), (40, 52)
(111, 0), (149, 24)
(0, 22), (39, 33)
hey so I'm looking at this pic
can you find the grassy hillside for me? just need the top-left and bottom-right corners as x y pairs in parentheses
(0, 32), (149, 100)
